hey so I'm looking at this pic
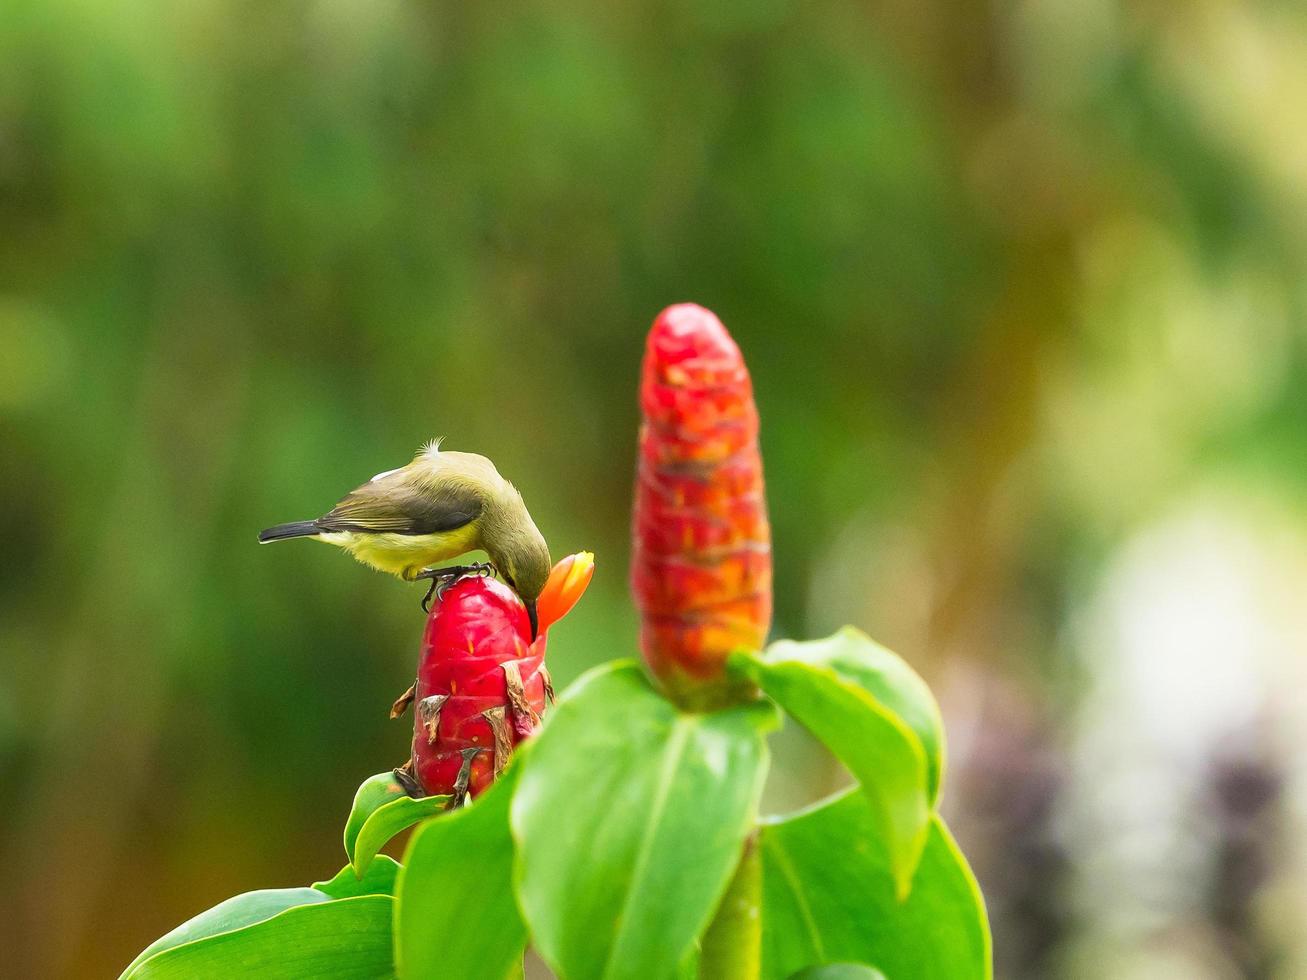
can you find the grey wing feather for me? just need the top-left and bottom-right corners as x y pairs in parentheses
(316, 475), (482, 536)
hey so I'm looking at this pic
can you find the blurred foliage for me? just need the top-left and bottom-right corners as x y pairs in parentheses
(2, 0), (1306, 977)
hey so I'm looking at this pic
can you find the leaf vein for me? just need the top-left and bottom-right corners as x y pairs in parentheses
(603, 715), (695, 979)
(763, 834), (827, 964)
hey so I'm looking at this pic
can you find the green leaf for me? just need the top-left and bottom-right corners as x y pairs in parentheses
(759, 790), (991, 980)
(119, 888), (330, 978)
(678, 946), (702, 980)
(124, 895), (395, 979)
(512, 661), (774, 980)
(314, 855), (402, 899)
(395, 763), (526, 980)
(346, 773), (407, 856)
(698, 837), (762, 980)
(787, 966), (886, 980)
(730, 650), (929, 896)
(344, 771), (449, 876)
(765, 628), (945, 804)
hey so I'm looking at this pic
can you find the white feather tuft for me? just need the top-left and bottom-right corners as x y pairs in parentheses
(421, 436), (444, 457)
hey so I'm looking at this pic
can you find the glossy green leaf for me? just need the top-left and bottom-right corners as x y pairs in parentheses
(344, 771), (449, 876)
(759, 789), (991, 980)
(314, 855), (402, 899)
(395, 763), (525, 980)
(730, 650), (929, 896)
(120, 888), (331, 978)
(787, 966), (886, 980)
(125, 895), (395, 979)
(512, 661), (775, 980)
(765, 628), (945, 804)
(346, 774), (407, 856)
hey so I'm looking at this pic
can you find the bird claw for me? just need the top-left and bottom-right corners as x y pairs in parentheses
(417, 562), (498, 612)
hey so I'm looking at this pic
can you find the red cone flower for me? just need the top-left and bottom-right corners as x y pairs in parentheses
(409, 555), (593, 800)
(631, 304), (772, 708)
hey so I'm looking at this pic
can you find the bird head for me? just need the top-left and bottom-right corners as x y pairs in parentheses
(491, 524), (551, 640)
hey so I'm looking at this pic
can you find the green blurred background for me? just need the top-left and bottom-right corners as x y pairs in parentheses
(4, 1), (1307, 977)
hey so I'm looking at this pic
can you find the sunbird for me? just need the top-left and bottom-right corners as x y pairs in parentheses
(258, 440), (551, 637)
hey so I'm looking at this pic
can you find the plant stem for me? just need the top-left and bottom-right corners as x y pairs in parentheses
(699, 833), (762, 979)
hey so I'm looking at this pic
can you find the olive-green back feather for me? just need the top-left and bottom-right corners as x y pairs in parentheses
(315, 447), (497, 536)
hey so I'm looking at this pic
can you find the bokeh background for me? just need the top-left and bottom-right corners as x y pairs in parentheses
(4, 1), (1307, 977)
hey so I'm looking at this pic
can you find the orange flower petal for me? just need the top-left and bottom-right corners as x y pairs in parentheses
(536, 551), (595, 633)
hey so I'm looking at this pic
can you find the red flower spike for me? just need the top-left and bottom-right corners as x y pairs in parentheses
(631, 304), (772, 709)
(411, 554), (593, 800)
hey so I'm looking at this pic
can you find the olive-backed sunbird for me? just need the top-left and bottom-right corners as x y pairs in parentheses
(259, 440), (551, 636)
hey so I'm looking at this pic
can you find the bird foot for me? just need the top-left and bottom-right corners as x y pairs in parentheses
(415, 562), (497, 612)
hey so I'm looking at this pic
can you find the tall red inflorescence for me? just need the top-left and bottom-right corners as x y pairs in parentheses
(632, 304), (772, 709)
(407, 553), (593, 800)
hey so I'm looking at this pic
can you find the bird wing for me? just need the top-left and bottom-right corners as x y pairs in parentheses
(316, 473), (482, 536)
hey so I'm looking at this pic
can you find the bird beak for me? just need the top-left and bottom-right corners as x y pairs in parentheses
(526, 600), (539, 641)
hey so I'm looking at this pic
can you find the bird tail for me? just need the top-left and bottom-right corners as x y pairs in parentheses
(258, 521), (321, 543)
